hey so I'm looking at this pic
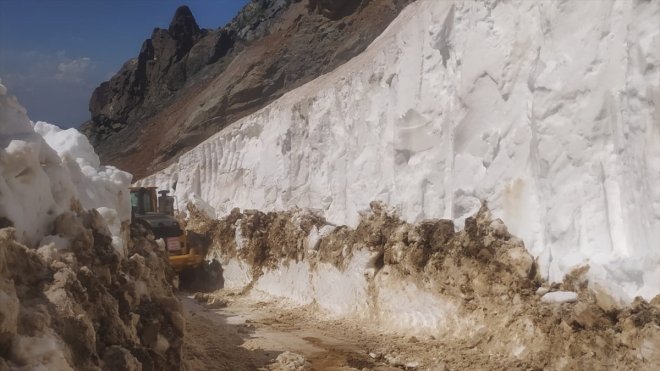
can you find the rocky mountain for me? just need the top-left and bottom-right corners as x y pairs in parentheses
(81, 0), (414, 179)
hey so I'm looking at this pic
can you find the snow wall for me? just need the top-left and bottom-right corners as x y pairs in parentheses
(0, 83), (132, 252)
(141, 0), (660, 301)
(223, 253), (461, 336)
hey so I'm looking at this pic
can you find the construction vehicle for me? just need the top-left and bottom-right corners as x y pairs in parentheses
(130, 186), (204, 272)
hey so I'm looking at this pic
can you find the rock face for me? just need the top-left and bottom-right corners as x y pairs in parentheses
(86, 5), (213, 135)
(308, 0), (362, 20)
(82, 0), (414, 179)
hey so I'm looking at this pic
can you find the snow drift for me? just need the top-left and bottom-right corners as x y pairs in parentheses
(0, 83), (131, 252)
(142, 0), (660, 302)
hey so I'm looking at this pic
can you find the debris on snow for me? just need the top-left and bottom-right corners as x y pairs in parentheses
(185, 201), (660, 370)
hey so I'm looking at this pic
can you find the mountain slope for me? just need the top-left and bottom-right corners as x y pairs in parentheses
(81, 0), (414, 179)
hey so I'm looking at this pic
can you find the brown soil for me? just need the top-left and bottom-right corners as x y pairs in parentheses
(181, 295), (274, 371)
(182, 291), (403, 371)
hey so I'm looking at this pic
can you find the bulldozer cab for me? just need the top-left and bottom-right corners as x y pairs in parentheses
(130, 187), (176, 216)
(131, 187), (156, 215)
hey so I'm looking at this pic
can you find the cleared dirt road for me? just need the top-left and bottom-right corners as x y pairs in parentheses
(181, 292), (412, 371)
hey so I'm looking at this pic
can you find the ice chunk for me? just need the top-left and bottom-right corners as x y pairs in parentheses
(0, 83), (132, 250)
(541, 291), (579, 304)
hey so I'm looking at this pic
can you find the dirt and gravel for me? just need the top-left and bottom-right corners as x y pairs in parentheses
(185, 285), (660, 370)
(183, 290), (415, 371)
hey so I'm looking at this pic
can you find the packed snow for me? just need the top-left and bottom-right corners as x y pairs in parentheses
(0, 82), (131, 252)
(141, 0), (659, 302)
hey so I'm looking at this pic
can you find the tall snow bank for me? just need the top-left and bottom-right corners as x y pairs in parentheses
(141, 0), (660, 301)
(0, 82), (131, 250)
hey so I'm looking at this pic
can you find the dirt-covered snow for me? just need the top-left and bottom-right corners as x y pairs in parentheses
(0, 221), (186, 370)
(186, 286), (660, 370)
(0, 84), (184, 370)
(184, 202), (660, 370)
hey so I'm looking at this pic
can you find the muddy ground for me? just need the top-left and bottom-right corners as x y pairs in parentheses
(182, 289), (445, 371)
(183, 286), (660, 370)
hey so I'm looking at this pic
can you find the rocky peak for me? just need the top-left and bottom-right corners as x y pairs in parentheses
(168, 5), (202, 44)
(82, 0), (415, 179)
(86, 5), (217, 131)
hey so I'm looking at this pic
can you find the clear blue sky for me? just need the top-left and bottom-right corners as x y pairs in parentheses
(0, 0), (248, 128)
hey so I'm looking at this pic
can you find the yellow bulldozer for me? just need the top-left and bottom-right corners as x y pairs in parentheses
(129, 186), (204, 272)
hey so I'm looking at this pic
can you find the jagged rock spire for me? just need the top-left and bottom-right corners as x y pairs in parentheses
(168, 5), (201, 42)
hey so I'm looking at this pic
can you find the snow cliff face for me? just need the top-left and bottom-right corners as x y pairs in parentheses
(141, 0), (660, 301)
(0, 83), (131, 252)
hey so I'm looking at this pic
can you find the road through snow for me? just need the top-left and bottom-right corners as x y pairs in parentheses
(182, 288), (594, 371)
(179, 203), (660, 370)
(182, 293), (405, 371)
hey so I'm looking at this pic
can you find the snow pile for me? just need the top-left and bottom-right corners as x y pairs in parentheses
(0, 85), (183, 370)
(0, 83), (131, 252)
(541, 291), (579, 304)
(142, 0), (660, 301)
